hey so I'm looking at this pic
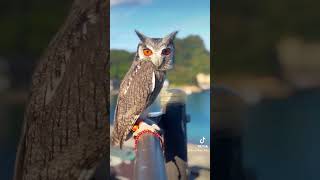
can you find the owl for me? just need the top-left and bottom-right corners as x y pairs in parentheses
(111, 30), (178, 148)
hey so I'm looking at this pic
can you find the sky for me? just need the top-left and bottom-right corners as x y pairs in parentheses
(110, 0), (210, 52)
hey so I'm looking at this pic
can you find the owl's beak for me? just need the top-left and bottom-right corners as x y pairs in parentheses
(151, 57), (163, 68)
(151, 56), (173, 70)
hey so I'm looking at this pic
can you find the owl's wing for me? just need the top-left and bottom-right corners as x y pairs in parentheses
(112, 60), (157, 148)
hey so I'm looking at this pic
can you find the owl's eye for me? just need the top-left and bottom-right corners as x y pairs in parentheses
(143, 49), (153, 56)
(162, 48), (171, 55)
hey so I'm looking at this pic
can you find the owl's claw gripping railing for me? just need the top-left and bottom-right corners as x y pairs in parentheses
(133, 89), (189, 180)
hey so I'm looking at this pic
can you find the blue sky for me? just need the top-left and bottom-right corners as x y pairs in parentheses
(110, 0), (210, 52)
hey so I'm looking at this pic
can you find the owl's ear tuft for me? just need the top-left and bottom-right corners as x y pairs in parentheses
(135, 30), (148, 42)
(164, 31), (178, 43)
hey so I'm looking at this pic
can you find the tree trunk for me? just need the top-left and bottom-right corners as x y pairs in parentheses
(13, 0), (109, 179)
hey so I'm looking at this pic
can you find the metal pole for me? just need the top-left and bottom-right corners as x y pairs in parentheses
(160, 89), (188, 180)
(134, 127), (167, 180)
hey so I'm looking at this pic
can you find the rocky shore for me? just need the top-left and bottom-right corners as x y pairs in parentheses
(216, 74), (320, 104)
(216, 76), (294, 104)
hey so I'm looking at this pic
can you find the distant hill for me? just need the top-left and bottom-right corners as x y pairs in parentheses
(110, 35), (210, 86)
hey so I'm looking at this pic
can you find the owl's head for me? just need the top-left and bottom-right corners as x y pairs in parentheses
(135, 30), (178, 71)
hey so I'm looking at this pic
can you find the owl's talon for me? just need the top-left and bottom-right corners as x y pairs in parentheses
(133, 121), (160, 137)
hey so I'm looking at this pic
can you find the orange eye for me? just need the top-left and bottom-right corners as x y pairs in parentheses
(162, 48), (171, 55)
(143, 49), (153, 56)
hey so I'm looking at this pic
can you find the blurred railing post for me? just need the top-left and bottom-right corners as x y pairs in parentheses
(160, 89), (188, 180)
(213, 85), (248, 180)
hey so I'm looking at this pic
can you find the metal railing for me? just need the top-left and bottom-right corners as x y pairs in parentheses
(134, 88), (189, 180)
(134, 126), (167, 180)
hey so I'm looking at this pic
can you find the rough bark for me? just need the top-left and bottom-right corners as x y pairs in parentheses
(13, 0), (109, 179)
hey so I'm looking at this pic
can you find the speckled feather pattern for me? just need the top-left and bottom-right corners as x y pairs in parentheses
(111, 60), (166, 148)
(13, 1), (109, 180)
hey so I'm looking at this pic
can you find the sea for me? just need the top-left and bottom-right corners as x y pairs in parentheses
(241, 89), (320, 180)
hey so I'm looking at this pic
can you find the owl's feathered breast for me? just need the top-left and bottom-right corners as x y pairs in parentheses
(112, 60), (165, 148)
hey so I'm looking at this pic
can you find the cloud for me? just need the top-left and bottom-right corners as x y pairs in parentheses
(110, 0), (151, 7)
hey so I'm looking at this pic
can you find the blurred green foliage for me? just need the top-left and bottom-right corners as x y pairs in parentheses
(110, 50), (134, 80)
(110, 35), (210, 85)
(0, 0), (71, 59)
(214, 0), (320, 76)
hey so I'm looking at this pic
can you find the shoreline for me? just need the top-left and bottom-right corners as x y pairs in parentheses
(215, 76), (293, 104)
(110, 73), (211, 96)
(215, 75), (320, 104)
(110, 84), (210, 96)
